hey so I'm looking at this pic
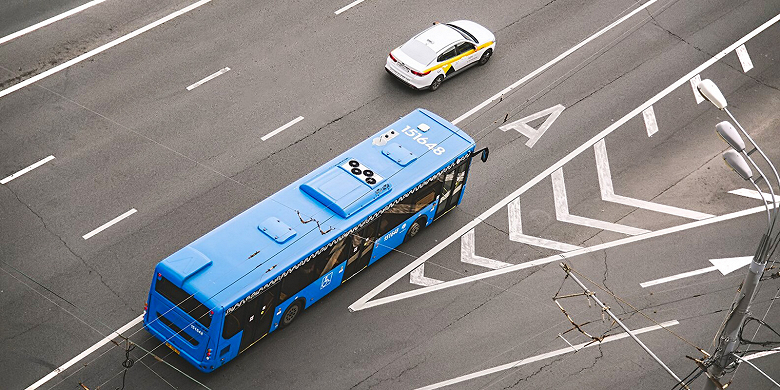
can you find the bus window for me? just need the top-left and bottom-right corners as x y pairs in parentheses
(279, 239), (350, 302)
(155, 276), (212, 328)
(223, 304), (246, 340)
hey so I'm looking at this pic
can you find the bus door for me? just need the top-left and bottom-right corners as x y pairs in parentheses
(343, 220), (379, 281)
(239, 284), (280, 352)
(435, 158), (471, 219)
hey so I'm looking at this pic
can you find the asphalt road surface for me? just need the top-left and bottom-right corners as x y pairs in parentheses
(2, 0), (779, 389)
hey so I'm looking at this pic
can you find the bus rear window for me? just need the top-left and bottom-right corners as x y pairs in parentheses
(155, 276), (212, 328)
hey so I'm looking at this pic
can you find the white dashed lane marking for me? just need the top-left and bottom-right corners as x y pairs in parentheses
(186, 67), (230, 91)
(1, 155), (55, 184)
(82, 208), (137, 240)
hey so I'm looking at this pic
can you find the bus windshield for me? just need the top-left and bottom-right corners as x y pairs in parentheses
(154, 276), (212, 328)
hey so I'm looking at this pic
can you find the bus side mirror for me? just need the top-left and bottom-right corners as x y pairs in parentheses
(472, 147), (489, 162)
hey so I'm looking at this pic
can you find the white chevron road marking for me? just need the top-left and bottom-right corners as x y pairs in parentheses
(508, 198), (582, 251)
(552, 168), (650, 235)
(594, 139), (713, 220)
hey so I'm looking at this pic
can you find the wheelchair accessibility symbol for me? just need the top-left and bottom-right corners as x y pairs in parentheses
(321, 271), (333, 288)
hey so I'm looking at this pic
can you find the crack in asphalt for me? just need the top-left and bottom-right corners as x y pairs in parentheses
(574, 343), (605, 375)
(647, 6), (780, 94)
(501, 356), (565, 389)
(365, 355), (429, 390)
(495, 0), (561, 34)
(2, 185), (129, 310)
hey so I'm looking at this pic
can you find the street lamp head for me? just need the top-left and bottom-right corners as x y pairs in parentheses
(722, 150), (752, 180)
(716, 121), (746, 151)
(698, 79), (728, 109)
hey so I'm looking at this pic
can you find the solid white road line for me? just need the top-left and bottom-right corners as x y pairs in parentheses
(334, 0), (366, 15)
(0, 0), (108, 46)
(451, 0), (660, 125)
(0, 0), (214, 99)
(262, 116), (304, 141)
(25, 314), (144, 390)
(348, 14), (780, 312)
(186, 67), (230, 90)
(744, 346), (780, 361)
(1, 155), (55, 184)
(594, 140), (713, 220)
(82, 208), (137, 240)
(416, 321), (679, 390)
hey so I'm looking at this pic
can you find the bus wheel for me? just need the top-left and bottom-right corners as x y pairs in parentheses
(281, 300), (303, 328)
(405, 218), (426, 241)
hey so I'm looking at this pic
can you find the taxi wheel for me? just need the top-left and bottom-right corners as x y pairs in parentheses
(478, 49), (493, 65)
(429, 75), (444, 91)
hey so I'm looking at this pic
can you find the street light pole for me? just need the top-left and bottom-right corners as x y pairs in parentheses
(697, 79), (778, 389)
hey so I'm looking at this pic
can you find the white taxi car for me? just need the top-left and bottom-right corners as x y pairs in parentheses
(385, 20), (495, 91)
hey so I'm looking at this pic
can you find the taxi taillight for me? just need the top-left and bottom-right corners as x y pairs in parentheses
(389, 52), (397, 62)
(410, 69), (431, 76)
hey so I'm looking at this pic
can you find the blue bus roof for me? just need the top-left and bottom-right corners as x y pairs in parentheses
(155, 109), (475, 311)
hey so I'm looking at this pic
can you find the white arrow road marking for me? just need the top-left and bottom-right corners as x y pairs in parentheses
(349, 16), (780, 312)
(552, 168), (650, 235)
(640, 256), (753, 288)
(508, 198), (582, 251)
(410, 264), (442, 287)
(729, 188), (775, 202)
(709, 256), (754, 275)
(594, 140), (713, 220)
(461, 229), (511, 269)
(415, 320), (679, 390)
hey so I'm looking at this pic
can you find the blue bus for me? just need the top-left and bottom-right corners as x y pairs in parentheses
(143, 109), (488, 372)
